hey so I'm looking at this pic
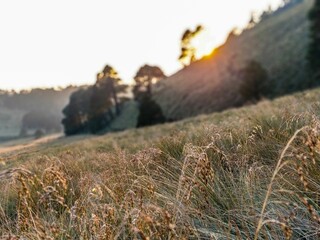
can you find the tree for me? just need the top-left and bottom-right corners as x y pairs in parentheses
(88, 77), (114, 133)
(247, 12), (258, 29)
(133, 65), (166, 100)
(137, 96), (166, 128)
(99, 65), (127, 115)
(62, 65), (128, 135)
(307, 0), (320, 85)
(239, 60), (269, 102)
(260, 5), (273, 22)
(62, 87), (93, 135)
(88, 65), (128, 133)
(178, 25), (204, 66)
(133, 65), (167, 127)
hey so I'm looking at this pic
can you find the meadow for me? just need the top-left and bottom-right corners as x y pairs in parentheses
(0, 87), (320, 239)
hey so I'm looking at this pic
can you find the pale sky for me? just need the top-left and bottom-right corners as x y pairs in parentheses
(0, 0), (281, 91)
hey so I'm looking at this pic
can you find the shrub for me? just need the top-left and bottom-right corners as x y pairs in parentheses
(239, 60), (269, 102)
(34, 129), (45, 139)
(137, 95), (166, 128)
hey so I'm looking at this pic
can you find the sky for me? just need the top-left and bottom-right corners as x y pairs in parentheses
(0, 0), (282, 91)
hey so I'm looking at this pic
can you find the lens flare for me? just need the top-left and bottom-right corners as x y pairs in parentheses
(191, 29), (216, 58)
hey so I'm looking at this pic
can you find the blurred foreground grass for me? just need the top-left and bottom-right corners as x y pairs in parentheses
(1, 88), (320, 239)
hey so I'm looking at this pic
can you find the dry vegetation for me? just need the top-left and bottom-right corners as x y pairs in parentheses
(1, 88), (320, 239)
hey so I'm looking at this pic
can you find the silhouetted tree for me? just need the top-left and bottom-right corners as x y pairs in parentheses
(137, 95), (166, 128)
(133, 65), (166, 127)
(308, 0), (320, 84)
(62, 87), (93, 135)
(133, 65), (166, 100)
(260, 5), (273, 22)
(62, 65), (128, 135)
(239, 60), (269, 102)
(247, 12), (258, 29)
(179, 25), (204, 66)
(88, 65), (128, 133)
(100, 65), (127, 115)
(88, 79), (114, 133)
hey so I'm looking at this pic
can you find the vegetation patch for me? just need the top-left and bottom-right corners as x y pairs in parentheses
(1, 87), (320, 239)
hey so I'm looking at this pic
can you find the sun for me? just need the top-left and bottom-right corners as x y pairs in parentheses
(191, 29), (216, 59)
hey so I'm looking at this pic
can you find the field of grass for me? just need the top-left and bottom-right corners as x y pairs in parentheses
(1, 87), (320, 239)
(154, 0), (313, 120)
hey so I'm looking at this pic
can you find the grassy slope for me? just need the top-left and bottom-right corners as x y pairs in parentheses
(154, 0), (313, 120)
(1, 87), (320, 238)
(106, 100), (139, 132)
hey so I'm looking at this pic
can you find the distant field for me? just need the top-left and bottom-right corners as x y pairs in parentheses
(0, 134), (62, 156)
(1, 87), (320, 238)
(2, 87), (319, 161)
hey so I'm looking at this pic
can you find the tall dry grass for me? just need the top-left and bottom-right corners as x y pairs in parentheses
(1, 90), (320, 239)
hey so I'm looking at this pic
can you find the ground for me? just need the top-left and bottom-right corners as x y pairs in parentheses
(0, 87), (320, 239)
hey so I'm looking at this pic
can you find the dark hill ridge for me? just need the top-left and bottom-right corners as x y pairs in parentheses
(154, 0), (313, 120)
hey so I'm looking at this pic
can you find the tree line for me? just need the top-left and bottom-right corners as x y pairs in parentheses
(62, 65), (166, 135)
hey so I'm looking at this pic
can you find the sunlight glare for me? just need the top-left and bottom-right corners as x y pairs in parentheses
(191, 29), (216, 59)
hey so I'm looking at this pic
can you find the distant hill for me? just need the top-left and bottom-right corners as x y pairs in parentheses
(154, 0), (313, 120)
(0, 87), (78, 138)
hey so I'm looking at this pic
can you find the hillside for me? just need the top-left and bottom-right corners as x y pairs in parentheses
(1, 86), (320, 238)
(154, 0), (313, 120)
